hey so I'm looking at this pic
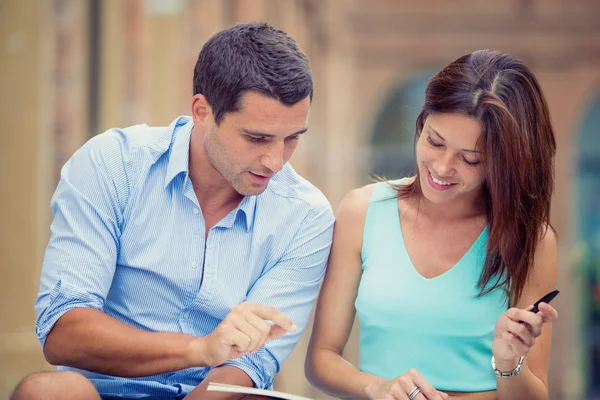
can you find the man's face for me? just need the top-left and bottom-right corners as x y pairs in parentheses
(201, 91), (310, 196)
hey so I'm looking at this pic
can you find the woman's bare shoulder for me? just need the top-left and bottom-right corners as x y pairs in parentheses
(335, 184), (377, 221)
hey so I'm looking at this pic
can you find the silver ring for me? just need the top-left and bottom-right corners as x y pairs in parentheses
(408, 386), (421, 400)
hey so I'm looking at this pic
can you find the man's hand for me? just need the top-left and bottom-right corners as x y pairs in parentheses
(188, 303), (297, 367)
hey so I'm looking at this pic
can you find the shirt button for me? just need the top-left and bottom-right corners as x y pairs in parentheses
(183, 312), (190, 319)
(191, 261), (198, 268)
(193, 208), (200, 215)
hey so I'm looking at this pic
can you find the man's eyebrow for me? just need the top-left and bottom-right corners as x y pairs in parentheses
(427, 124), (482, 154)
(242, 128), (308, 138)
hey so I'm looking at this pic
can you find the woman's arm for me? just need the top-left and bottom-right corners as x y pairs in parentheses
(493, 227), (559, 400)
(305, 185), (382, 399)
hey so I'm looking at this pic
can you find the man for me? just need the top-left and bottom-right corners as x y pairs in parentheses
(12, 22), (334, 400)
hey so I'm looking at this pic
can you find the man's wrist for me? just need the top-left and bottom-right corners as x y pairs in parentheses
(183, 335), (210, 368)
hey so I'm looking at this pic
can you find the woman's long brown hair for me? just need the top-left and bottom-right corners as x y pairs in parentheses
(394, 50), (556, 306)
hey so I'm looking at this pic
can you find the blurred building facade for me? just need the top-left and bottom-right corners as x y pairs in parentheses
(1, 0), (600, 399)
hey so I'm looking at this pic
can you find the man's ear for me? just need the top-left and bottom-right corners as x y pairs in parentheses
(191, 94), (213, 127)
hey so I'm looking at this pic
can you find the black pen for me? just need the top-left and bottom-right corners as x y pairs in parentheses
(530, 289), (559, 314)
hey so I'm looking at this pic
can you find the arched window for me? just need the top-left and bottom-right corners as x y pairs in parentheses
(578, 93), (600, 241)
(368, 73), (433, 181)
(577, 90), (600, 397)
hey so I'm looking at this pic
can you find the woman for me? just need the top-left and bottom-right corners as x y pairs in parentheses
(305, 50), (558, 400)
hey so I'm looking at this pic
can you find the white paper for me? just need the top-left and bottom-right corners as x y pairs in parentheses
(207, 382), (315, 400)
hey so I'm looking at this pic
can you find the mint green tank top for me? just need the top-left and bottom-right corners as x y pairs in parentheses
(355, 180), (508, 392)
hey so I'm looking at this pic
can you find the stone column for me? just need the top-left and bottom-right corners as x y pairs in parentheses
(0, 0), (89, 396)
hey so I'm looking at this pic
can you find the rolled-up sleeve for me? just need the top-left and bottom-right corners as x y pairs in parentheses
(221, 203), (335, 389)
(35, 131), (130, 348)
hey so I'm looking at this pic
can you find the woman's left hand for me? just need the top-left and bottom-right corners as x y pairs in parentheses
(492, 302), (558, 364)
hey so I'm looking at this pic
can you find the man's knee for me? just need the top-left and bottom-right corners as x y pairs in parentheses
(11, 371), (100, 400)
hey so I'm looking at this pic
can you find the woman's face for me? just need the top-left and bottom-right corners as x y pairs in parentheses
(416, 112), (486, 206)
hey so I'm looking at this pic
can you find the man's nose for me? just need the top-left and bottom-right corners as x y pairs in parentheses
(260, 142), (285, 173)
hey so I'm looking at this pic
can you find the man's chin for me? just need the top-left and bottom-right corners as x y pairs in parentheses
(234, 183), (268, 197)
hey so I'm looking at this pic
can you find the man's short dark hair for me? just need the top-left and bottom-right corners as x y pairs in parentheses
(193, 22), (313, 125)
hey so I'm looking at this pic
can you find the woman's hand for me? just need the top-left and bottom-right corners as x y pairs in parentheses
(492, 302), (558, 366)
(364, 369), (449, 400)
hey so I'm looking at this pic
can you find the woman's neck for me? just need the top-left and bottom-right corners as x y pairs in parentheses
(415, 185), (486, 223)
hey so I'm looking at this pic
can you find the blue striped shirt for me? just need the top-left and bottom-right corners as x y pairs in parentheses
(35, 116), (334, 398)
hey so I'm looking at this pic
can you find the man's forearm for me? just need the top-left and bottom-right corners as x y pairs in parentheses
(44, 308), (203, 377)
(185, 365), (254, 400)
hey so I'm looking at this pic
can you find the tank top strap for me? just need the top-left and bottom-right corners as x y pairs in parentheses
(361, 179), (406, 266)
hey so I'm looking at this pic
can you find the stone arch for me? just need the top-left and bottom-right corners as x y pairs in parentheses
(367, 71), (435, 181)
(576, 86), (600, 397)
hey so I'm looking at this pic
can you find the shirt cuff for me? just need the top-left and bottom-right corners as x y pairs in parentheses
(36, 281), (104, 348)
(220, 351), (277, 390)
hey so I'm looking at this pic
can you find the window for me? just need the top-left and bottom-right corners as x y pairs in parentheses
(577, 90), (600, 397)
(368, 72), (433, 181)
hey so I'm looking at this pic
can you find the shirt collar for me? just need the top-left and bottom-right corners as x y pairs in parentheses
(164, 116), (258, 232)
(236, 195), (257, 232)
(212, 192), (257, 233)
(164, 117), (193, 189)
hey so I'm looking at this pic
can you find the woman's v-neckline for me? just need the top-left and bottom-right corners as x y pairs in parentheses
(393, 196), (487, 281)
